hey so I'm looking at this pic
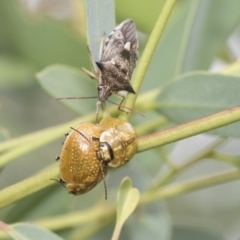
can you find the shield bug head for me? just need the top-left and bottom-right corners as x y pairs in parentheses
(56, 19), (139, 123)
(99, 116), (138, 168)
(58, 123), (108, 197)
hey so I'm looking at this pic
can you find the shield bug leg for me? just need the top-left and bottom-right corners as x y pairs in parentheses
(99, 33), (106, 61)
(81, 67), (98, 80)
(95, 100), (103, 123)
(106, 98), (145, 117)
(55, 156), (60, 161)
(116, 94), (129, 114)
(81, 45), (99, 80)
(86, 45), (99, 74)
(96, 100), (101, 123)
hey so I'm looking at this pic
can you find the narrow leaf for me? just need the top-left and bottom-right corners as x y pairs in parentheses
(130, 202), (171, 240)
(182, 0), (240, 72)
(84, 0), (115, 60)
(0, 222), (63, 240)
(144, 0), (240, 89)
(111, 177), (140, 240)
(37, 64), (96, 114)
(172, 225), (225, 240)
(157, 72), (240, 137)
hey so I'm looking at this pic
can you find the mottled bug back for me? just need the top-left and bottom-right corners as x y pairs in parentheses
(101, 19), (138, 78)
(59, 123), (108, 195)
(96, 19), (138, 102)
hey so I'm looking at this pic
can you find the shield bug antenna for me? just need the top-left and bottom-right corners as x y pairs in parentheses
(56, 19), (139, 123)
(70, 126), (109, 199)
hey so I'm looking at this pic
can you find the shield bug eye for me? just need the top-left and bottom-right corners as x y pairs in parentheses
(58, 123), (108, 197)
(99, 117), (137, 168)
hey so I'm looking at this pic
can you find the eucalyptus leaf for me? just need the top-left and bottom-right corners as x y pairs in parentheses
(0, 128), (10, 143)
(129, 202), (172, 240)
(116, 0), (164, 34)
(0, 1), (87, 69)
(157, 72), (240, 137)
(0, 222), (63, 240)
(0, 55), (36, 88)
(172, 225), (224, 240)
(116, 178), (140, 225)
(112, 177), (140, 240)
(2, 187), (67, 222)
(143, 1), (194, 90)
(37, 64), (97, 115)
(144, 0), (240, 91)
(84, 0), (115, 61)
(181, 0), (240, 72)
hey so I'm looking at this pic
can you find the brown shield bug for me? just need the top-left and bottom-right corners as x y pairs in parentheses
(56, 19), (138, 122)
(99, 116), (138, 168)
(57, 123), (108, 197)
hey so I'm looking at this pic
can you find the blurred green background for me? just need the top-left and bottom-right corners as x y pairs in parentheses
(1, 0), (240, 239)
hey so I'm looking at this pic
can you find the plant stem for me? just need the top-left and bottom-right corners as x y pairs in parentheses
(135, 117), (168, 136)
(0, 165), (59, 209)
(0, 114), (95, 168)
(137, 105), (240, 152)
(0, 204), (115, 239)
(1, 106), (239, 209)
(0, 168), (239, 238)
(0, 89), (158, 168)
(34, 204), (115, 232)
(150, 138), (226, 190)
(140, 169), (240, 204)
(120, 0), (177, 121)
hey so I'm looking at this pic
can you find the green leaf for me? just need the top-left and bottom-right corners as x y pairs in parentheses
(157, 72), (240, 137)
(144, 0), (240, 90)
(116, 0), (164, 34)
(37, 64), (96, 115)
(112, 177), (140, 240)
(144, 1), (193, 90)
(0, 1), (87, 69)
(0, 128), (10, 142)
(172, 225), (224, 240)
(0, 55), (36, 88)
(129, 202), (172, 240)
(0, 222), (63, 240)
(84, 0), (115, 60)
(3, 187), (63, 222)
(181, 0), (240, 72)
